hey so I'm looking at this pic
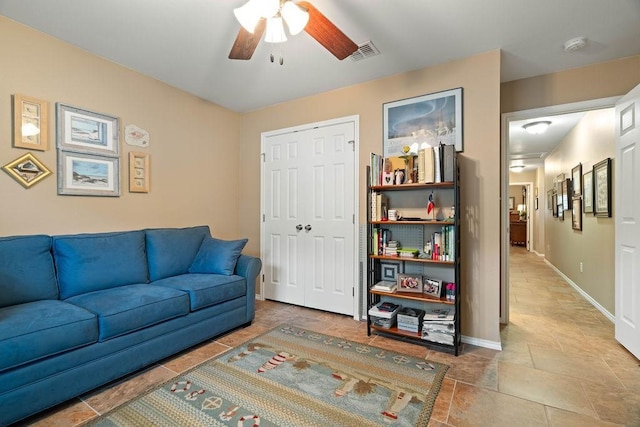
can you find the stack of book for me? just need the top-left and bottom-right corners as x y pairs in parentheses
(384, 240), (400, 257)
(371, 280), (397, 293)
(421, 307), (455, 345)
(397, 307), (425, 333)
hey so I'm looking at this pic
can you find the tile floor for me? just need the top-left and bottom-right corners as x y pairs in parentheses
(18, 247), (640, 426)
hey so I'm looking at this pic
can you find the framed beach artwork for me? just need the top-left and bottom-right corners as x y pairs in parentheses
(383, 87), (463, 156)
(56, 103), (119, 156)
(57, 151), (120, 196)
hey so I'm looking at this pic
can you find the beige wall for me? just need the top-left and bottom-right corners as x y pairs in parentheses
(501, 55), (640, 113)
(0, 17), (247, 245)
(544, 109), (615, 313)
(240, 51), (503, 344)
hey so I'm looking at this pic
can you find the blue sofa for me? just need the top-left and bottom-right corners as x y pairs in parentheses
(0, 225), (261, 426)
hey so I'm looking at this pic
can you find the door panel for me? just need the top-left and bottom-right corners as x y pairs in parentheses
(615, 83), (640, 359)
(262, 119), (356, 315)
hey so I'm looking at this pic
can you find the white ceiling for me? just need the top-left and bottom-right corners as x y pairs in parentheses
(2, 1), (638, 170)
(1, 0), (639, 114)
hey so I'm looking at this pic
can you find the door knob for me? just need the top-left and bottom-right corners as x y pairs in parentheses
(305, 225), (312, 231)
(296, 224), (303, 231)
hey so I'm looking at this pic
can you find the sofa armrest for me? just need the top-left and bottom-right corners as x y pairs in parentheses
(235, 255), (262, 321)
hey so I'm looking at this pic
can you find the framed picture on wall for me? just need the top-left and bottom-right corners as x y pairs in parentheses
(583, 170), (594, 213)
(383, 87), (463, 156)
(56, 103), (119, 156)
(57, 151), (120, 197)
(571, 163), (582, 197)
(552, 193), (558, 218)
(572, 197), (582, 230)
(13, 94), (49, 151)
(547, 189), (554, 210)
(593, 158), (612, 217)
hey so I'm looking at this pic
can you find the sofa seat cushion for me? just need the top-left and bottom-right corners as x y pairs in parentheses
(65, 284), (190, 341)
(151, 274), (246, 311)
(145, 226), (210, 282)
(0, 300), (98, 372)
(53, 230), (149, 299)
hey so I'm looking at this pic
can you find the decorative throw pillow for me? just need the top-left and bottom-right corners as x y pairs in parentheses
(189, 236), (248, 275)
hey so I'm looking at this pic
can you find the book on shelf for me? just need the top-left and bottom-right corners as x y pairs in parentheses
(371, 280), (397, 292)
(433, 147), (442, 183)
(423, 307), (455, 321)
(442, 144), (455, 182)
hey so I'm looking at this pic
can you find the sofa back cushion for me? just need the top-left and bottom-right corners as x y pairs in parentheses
(0, 235), (58, 308)
(145, 226), (210, 281)
(53, 230), (149, 299)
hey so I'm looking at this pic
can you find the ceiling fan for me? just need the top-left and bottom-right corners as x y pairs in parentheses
(229, 0), (358, 62)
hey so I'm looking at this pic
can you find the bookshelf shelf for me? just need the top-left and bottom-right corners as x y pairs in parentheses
(366, 152), (461, 356)
(369, 255), (454, 265)
(369, 289), (456, 305)
(370, 220), (454, 226)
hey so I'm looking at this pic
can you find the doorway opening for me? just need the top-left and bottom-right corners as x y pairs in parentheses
(500, 97), (619, 324)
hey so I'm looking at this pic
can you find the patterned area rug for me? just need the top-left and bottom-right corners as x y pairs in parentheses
(88, 325), (449, 427)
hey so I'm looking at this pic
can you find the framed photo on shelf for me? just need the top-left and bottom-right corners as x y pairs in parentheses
(572, 197), (582, 230)
(593, 158), (612, 217)
(397, 274), (422, 293)
(56, 103), (119, 156)
(383, 87), (463, 156)
(583, 170), (594, 213)
(380, 261), (402, 281)
(13, 94), (48, 151)
(57, 151), (120, 197)
(571, 163), (582, 197)
(423, 277), (443, 298)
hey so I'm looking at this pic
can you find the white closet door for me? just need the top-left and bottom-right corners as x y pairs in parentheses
(262, 119), (356, 315)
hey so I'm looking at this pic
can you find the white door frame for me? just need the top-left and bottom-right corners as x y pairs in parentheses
(509, 181), (534, 250)
(259, 115), (361, 320)
(500, 97), (620, 324)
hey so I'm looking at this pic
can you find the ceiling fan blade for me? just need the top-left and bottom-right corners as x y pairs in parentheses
(297, 1), (358, 60)
(228, 19), (266, 60)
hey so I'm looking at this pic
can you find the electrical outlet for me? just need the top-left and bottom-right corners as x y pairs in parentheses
(580, 262), (583, 273)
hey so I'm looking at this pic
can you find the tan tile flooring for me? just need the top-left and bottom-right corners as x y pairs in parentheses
(20, 246), (640, 426)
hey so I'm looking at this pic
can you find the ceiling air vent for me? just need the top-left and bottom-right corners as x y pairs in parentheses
(349, 41), (380, 62)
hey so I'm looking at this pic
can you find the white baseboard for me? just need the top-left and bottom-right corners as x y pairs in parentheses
(544, 259), (615, 323)
(532, 250), (545, 257)
(461, 335), (503, 351)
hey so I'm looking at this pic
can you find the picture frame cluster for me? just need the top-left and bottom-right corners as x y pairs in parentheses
(3, 93), (150, 195)
(550, 158), (611, 230)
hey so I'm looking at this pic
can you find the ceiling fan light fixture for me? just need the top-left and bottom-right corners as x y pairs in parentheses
(510, 165), (526, 172)
(233, 1), (262, 33)
(281, 1), (309, 35)
(522, 120), (551, 135)
(265, 16), (288, 43)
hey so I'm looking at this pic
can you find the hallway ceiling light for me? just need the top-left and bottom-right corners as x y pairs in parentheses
(522, 121), (551, 135)
(510, 165), (526, 172)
